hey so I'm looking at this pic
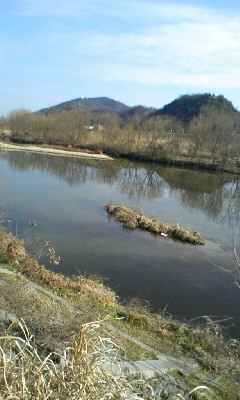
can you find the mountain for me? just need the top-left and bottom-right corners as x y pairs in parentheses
(120, 105), (156, 119)
(37, 96), (130, 115)
(36, 94), (238, 125)
(151, 93), (238, 123)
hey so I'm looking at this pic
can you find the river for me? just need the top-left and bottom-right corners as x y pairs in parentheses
(0, 150), (240, 337)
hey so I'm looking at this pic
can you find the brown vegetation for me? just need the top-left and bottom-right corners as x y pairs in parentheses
(5, 104), (240, 173)
(0, 226), (240, 398)
(0, 228), (117, 307)
(0, 320), (137, 400)
(116, 301), (240, 374)
(105, 202), (205, 245)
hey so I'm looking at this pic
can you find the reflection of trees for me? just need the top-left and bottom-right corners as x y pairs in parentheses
(0, 151), (121, 186)
(159, 167), (234, 219)
(0, 151), (165, 198)
(221, 178), (240, 230)
(0, 150), (239, 223)
(117, 166), (165, 198)
(159, 167), (230, 193)
(179, 189), (224, 219)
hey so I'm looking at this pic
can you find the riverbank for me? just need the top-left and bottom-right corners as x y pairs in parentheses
(0, 141), (114, 161)
(5, 135), (240, 175)
(97, 145), (240, 175)
(122, 153), (240, 175)
(0, 227), (239, 399)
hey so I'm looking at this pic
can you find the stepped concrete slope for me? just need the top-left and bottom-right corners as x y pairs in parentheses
(103, 356), (197, 379)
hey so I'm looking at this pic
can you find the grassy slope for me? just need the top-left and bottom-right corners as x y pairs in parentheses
(0, 228), (239, 399)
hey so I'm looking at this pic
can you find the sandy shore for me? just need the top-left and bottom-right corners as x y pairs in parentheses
(0, 142), (114, 161)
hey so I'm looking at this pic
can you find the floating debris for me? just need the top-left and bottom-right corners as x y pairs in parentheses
(28, 219), (37, 228)
(105, 202), (205, 245)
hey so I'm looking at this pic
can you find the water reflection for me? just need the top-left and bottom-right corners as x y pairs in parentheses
(0, 150), (238, 222)
(0, 149), (240, 337)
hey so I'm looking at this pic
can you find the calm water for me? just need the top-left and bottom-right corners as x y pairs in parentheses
(0, 150), (240, 336)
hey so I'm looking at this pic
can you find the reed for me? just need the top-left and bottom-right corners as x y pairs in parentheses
(105, 202), (205, 245)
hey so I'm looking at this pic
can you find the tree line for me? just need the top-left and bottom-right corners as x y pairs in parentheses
(2, 102), (240, 164)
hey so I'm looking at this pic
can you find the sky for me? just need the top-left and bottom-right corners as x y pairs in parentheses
(1, 0), (240, 114)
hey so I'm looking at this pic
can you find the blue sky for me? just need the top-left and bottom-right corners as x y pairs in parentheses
(1, 0), (240, 114)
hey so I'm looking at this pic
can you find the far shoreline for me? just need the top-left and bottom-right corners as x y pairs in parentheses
(1, 138), (240, 175)
(0, 141), (114, 161)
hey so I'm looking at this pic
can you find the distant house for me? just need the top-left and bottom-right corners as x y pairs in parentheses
(84, 124), (104, 132)
(84, 125), (95, 131)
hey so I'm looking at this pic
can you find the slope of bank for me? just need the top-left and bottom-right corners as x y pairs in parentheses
(117, 152), (240, 175)
(0, 227), (239, 399)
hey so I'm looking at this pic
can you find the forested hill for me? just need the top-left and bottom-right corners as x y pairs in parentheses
(152, 94), (238, 123)
(38, 96), (130, 115)
(120, 105), (156, 119)
(36, 94), (238, 125)
(7, 92), (240, 166)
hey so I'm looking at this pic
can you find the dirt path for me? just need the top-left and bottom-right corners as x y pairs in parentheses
(0, 142), (114, 160)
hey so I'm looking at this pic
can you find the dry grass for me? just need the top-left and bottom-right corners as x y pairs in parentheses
(0, 270), (88, 352)
(0, 227), (239, 398)
(0, 320), (225, 400)
(0, 319), (138, 400)
(105, 202), (205, 245)
(113, 303), (240, 399)
(27, 262), (118, 307)
(0, 228), (117, 308)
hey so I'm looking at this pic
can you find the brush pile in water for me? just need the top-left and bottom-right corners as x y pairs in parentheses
(105, 202), (205, 245)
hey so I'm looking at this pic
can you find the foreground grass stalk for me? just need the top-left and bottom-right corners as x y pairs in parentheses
(0, 320), (131, 399)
